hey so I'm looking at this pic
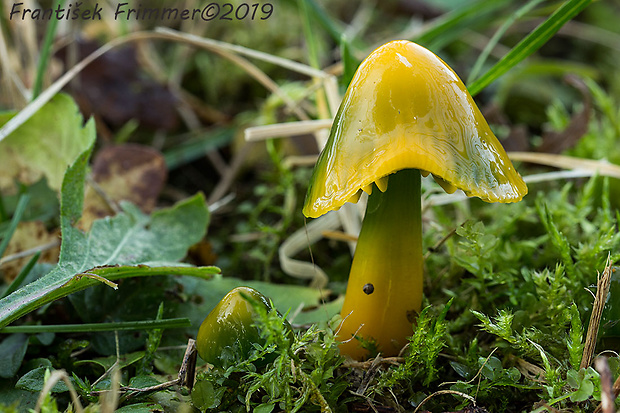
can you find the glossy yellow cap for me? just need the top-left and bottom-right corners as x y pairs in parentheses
(303, 40), (527, 218)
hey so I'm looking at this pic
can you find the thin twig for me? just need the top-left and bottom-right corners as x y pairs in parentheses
(244, 119), (333, 142)
(581, 255), (613, 369)
(208, 141), (253, 205)
(101, 367), (121, 413)
(86, 175), (121, 214)
(207, 46), (310, 121)
(1, 32), (156, 142)
(283, 155), (320, 168)
(348, 391), (380, 413)
(93, 338), (197, 398)
(154, 27), (330, 79)
(508, 152), (620, 179)
(0, 240), (60, 267)
(321, 230), (359, 243)
(0, 23), (29, 104)
(208, 192), (236, 214)
(356, 354), (383, 396)
(442, 348), (499, 387)
(35, 370), (84, 413)
(413, 390), (476, 413)
(594, 360), (620, 413)
(0, 28), (337, 142)
(343, 356), (405, 369)
(424, 225), (461, 260)
(514, 357), (547, 383)
(178, 338), (197, 391)
(91, 360), (120, 389)
(594, 357), (615, 413)
(90, 379), (180, 397)
(92, 331), (121, 390)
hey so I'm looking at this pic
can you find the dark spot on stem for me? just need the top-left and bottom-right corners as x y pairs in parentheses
(363, 283), (374, 295)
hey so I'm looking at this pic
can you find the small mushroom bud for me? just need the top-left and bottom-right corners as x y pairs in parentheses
(196, 286), (291, 368)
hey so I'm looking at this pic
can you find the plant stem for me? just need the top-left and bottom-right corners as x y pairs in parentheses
(338, 169), (423, 360)
(0, 318), (191, 333)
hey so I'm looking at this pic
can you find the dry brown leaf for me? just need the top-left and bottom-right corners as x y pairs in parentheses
(79, 144), (167, 230)
(56, 40), (179, 132)
(1, 221), (60, 283)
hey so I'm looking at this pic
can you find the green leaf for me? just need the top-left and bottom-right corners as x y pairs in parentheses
(567, 368), (595, 402)
(0, 379), (38, 411)
(0, 134), (216, 327)
(16, 367), (70, 393)
(191, 379), (225, 410)
(58, 125), (93, 226)
(0, 93), (95, 193)
(449, 361), (474, 379)
(566, 368), (580, 388)
(128, 375), (161, 389)
(254, 402), (276, 413)
(481, 356), (503, 381)
(468, 0), (592, 96)
(293, 296), (343, 326)
(75, 351), (145, 373)
(0, 334), (29, 378)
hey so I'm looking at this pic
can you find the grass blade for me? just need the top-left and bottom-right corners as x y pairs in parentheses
(0, 193), (6, 222)
(298, 0), (321, 69)
(31, 0), (63, 99)
(0, 318), (191, 333)
(467, 0), (546, 84)
(468, 0), (592, 96)
(0, 193), (30, 258)
(413, 0), (509, 49)
(340, 35), (359, 87)
(288, 0), (347, 47)
(164, 128), (233, 170)
(1, 252), (40, 299)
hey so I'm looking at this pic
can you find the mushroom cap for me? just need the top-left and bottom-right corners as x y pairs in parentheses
(303, 40), (527, 218)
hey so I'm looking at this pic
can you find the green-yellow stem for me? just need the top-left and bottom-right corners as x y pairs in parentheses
(338, 169), (423, 359)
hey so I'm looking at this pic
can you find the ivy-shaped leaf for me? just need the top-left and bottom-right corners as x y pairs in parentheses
(0, 94), (94, 193)
(0, 96), (218, 328)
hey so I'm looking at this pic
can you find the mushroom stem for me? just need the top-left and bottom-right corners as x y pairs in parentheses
(338, 169), (423, 359)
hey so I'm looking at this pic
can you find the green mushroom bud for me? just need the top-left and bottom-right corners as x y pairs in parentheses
(196, 286), (291, 368)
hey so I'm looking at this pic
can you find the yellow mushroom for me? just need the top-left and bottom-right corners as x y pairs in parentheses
(303, 40), (527, 360)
